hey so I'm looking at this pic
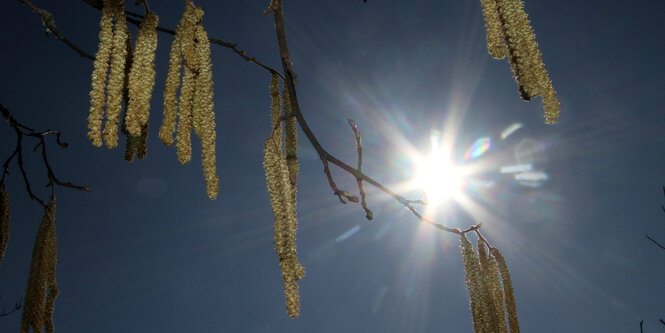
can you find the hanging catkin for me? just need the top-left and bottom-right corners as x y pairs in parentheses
(125, 11), (159, 137)
(0, 187), (9, 268)
(21, 196), (58, 333)
(263, 74), (304, 318)
(478, 241), (507, 333)
(479, 0), (507, 59)
(491, 247), (520, 333)
(481, 0), (560, 124)
(460, 234), (487, 332)
(160, 5), (218, 199)
(87, 0), (129, 148)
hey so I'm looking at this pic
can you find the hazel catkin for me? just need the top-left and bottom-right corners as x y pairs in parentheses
(125, 11), (159, 137)
(263, 74), (304, 318)
(0, 188), (9, 268)
(21, 196), (58, 333)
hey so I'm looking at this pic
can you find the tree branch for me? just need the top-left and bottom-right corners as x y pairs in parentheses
(266, 0), (477, 235)
(16, 0), (95, 60)
(1, 103), (89, 209)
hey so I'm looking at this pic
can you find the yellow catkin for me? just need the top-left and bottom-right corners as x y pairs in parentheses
(102, 0), (129, 148)
(160, 8), (187, 146)
(480, 0), (507, 59)
(0, 188), (9, 268)
(495, 0), (559, 123)
(283, 87), (299, 194)
(176, 64), (195, 164)
(478, 241), (506, 332)
(264, 75), (304, 318)
(126, 11), (159, 137)
(491, 247), (520, 333)
(193, 24), (218, 199)
(21, 196), (57, 333)
(461, 234), (489, 332)
(88, 0), (115, 147)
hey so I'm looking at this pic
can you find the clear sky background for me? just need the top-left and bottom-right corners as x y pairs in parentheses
(1, 0), (664, 332)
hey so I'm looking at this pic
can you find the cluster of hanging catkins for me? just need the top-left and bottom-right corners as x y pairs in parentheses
(479, 0), (559, 124)
(87, 1), (218, 199)
(460, 234), (519, 333)
(263, 74), (304, 318)
(159, 4), (218, 199)
(20, 197), (59, 333)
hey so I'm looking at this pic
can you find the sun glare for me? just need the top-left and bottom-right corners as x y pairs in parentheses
(412, 138), (465, 205)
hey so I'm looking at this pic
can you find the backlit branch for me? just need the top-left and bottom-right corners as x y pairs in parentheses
(16, 0), (95, 60)
(1, 103), (89, 209)
(266, 0), (478, 236)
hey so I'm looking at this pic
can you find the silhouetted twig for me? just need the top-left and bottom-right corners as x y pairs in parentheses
(1, 103), (89, 209)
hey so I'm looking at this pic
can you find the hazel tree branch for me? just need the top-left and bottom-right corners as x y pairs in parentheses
(265, 0), (478, 236)
(1, 103), (89, 209)
(17, 0), (95, 60)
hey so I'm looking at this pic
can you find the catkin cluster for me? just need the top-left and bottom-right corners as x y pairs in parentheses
(21, 196), (58, 333)
(0, 187), (9, 267)
(263, 74), (304, 318)
(479, 0), (559, 124)
(88, 0), (129, 148)
(461, 234), (519, 333)
(160, 5), (218, 200)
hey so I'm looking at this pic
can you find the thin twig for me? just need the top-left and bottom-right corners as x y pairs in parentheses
(16, 0), (95, 60)
(1, 103), (89, 209)
(348, 118), (372, 220)
(0, 301), (22, 318)
(645, 234), (665, 251)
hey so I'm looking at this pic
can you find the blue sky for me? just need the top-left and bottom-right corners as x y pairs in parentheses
(1, 0), (664, 332)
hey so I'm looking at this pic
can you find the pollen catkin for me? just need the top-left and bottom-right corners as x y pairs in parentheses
(283, 87), (299, 195)
(489, 0), (559, 124)
(480, 0), (507, 59)
(101, 0), (129, 148)
(159, 5), (217, 198)
(491, 247), (520, 333)
(264, 74), (304, 318)
(125, 11), (159, 137)
(0, 188), (9, 268)
(478, 241), (506, 333)
(21, 196), (58, 333)
(461, 234), (488, 332)
(88, 0), (115, 147)
(193, 25), (218, 199)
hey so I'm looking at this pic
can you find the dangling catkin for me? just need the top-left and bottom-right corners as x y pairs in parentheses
(101, 0), (129, 148)
(487, 0), (559, 124)
(479, 0), (507, 59)
(125, 11), (159, 137)
(21, 196), (58, 333)
(0, 187), (9, 268)
(283, 87), (299, 196)
(263, 74), (304, 318)
(478, 241), (507, 332)
(160, 5), (218, 199)
(193, 24), (218, 199)
(88, 0), (115, 147)
(491, 247), (520, 333)
(461, 234), (489, 332)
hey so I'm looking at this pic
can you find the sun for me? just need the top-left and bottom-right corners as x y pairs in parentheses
(412, 138), (465, 205)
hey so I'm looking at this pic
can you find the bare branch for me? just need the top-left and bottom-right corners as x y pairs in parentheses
(16, 0), (95, 60)
(1, 103), (89, 209)
(645, 234), (665, 251)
